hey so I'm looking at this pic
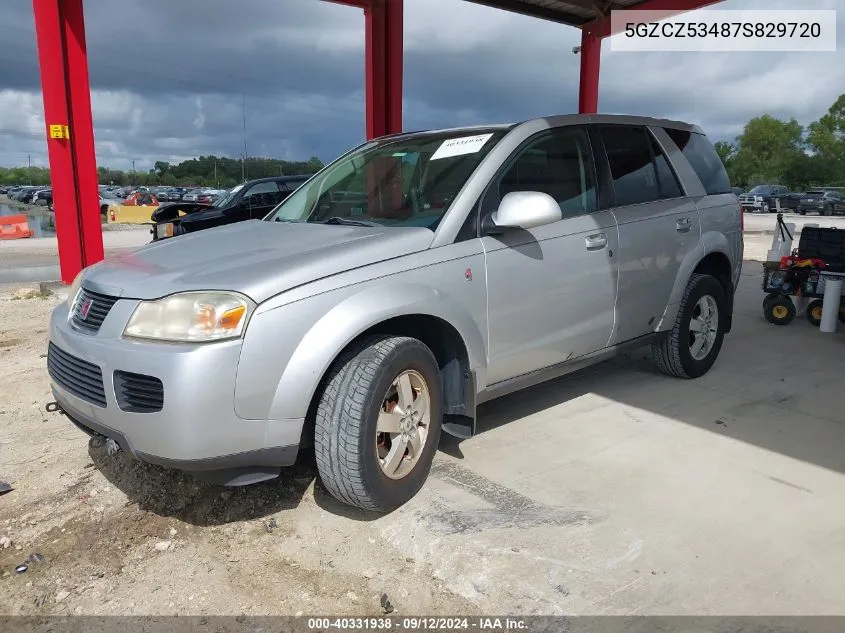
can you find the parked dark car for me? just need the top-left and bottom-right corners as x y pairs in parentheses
(35, 189), (53, 206)
(738, 184), (790, 213)
(778, 191), (805, 211)
(150, 175), (310, 241)
(798, 190), (845, 216)
(166, 187), (187, 201)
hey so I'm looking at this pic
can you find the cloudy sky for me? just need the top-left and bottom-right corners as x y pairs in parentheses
(0, 0), (842, 172)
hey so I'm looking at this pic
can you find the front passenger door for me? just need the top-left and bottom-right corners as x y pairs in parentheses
(481, 127), (620, 385)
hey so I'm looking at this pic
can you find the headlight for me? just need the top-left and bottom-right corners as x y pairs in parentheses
(123, 291), (254, 342)
(67, 270), (85, 310)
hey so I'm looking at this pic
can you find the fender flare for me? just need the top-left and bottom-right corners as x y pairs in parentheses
(656, 232), (733, 332)
(267, 282), (487, 421)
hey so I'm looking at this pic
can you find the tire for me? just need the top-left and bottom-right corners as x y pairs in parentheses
(314, 335), (443, 512)
(100, 205), (109, 215)
(799, 210), (806, 216)
(825, 205), (834, 217)
(652, 273), (726, 379)
(764, 295), (796, 326)
(806, 299), (824, 327)
(763, 203), (770, 213)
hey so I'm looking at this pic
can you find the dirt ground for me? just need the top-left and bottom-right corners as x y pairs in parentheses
(0, 287), (476, 616)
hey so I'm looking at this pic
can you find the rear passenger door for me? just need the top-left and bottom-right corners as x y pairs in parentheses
(595, 124), (700, 346)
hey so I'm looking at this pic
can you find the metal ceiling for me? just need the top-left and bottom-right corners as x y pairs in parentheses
(462, 0), (649, 27)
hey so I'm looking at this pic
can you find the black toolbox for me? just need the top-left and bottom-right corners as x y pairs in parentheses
(797, 226), (845, 272)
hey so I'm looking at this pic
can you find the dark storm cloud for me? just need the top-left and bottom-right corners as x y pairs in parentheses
(0, 0), (842, 171)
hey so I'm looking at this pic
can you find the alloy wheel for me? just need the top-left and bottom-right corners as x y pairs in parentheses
(376, 370), (431, 480)
(688, 295), (719, 361)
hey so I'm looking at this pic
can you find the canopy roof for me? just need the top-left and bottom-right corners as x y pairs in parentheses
(462, 0), (651, 27)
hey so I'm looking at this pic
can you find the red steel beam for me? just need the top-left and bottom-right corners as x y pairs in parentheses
(325, 0), (403, 139)
(32, 0), (103, 283)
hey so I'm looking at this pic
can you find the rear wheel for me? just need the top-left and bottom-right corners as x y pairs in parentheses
(653, 274), (726, 379)
(806, 299), (824, 327)
(825, 204), (834, 217)
(314, 335), (443, 512)
(764, 295), (795, 326)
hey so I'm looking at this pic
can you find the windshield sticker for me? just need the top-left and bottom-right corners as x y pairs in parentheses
(430, 133), (494, 161)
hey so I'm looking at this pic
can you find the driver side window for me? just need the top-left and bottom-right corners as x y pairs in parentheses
(486, 128), (597, 224)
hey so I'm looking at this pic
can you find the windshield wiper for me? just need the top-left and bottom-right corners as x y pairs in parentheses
(322, 217), (380, 227)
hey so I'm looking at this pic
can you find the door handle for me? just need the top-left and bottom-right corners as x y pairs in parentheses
(675, 217), (692, 233)
(585, 233), (607, 250)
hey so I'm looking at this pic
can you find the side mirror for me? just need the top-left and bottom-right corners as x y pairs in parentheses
(488, 191), (562, 232)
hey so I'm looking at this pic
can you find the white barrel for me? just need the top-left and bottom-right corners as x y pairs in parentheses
(819, 277), (843, 333)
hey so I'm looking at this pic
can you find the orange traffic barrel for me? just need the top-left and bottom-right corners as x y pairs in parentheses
(0, 214), (34, 240)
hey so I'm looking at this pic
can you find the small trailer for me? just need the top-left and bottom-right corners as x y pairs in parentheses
(762, 215), (845, 326)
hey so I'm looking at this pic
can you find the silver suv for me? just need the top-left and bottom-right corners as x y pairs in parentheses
(48, 115), (742, 512)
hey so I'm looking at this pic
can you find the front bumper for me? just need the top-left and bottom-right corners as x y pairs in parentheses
(49, 298), (305, 485)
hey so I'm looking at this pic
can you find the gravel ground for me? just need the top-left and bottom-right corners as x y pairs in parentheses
(0, 286), (475, 616)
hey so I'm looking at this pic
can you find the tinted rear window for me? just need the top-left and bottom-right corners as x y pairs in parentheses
(665, 128), (732, 195)
(597, 125), (661, 206)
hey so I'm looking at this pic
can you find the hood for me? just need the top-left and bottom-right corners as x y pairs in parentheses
(82, 220), (435, 303)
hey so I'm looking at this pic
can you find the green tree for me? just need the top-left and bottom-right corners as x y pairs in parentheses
(807, 94), (845, 184)
(730, 115), (805, 188)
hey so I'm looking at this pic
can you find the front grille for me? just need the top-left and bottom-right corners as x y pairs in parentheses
(47, 343), (107, 407)
(114, 370), (164, 413)
(71, 288), (119, 333)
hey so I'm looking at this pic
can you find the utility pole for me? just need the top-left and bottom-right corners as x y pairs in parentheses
(214, 160), (217, 187)
(28, 154), (32, 185)
(241, 94), (248, 183)
(131, 159), (136, 186)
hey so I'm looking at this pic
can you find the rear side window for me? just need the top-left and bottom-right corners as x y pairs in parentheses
(597, 125), (661, 206)
(649, 134), (683, 198)
(665, 128), (732, 195)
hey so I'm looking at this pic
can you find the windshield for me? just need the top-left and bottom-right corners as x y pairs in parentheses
(212, 184), (244, 208)
(265, 129), (507, 229)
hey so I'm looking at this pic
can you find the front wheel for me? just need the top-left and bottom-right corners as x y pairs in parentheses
(652, 273), (726, 379)
(314, 335), (443, 512)
(806, 299), (824, 326)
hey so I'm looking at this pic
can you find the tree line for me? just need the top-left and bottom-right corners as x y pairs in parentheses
(0, 155), (325, 188)
(3, 94), (845, 192)
(715, 94), (845, 191)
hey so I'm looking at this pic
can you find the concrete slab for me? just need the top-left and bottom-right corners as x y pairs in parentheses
(264, 264), (845, 615)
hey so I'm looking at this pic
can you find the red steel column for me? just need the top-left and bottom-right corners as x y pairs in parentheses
(32, 0), (103, 284)
(578, 27), (601, 114)
(325, 0), (404, 139)
(364, 0), (403, 138)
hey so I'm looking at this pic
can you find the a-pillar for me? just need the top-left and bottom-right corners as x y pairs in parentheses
(578, 26), (601, 114)
(32, 0), (103, 283)
(326, 0), (404, 139)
